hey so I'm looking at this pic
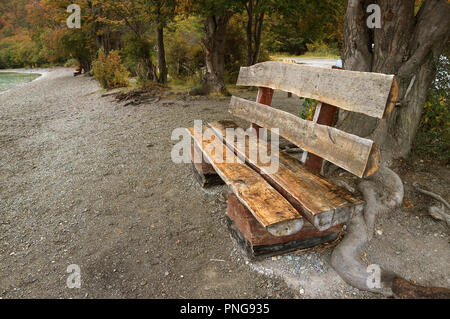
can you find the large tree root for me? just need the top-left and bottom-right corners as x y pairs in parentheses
(331, 166), (450, 298)
(392, 277), (450, 299)
(331, 166), (403, 296)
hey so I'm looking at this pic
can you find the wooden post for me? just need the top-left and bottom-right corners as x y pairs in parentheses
(252, 87), (274, 138)
(302, 102), (338, 175)
(301, 65), (341, 175)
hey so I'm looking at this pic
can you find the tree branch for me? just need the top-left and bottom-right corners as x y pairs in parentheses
(398, 0), (450, 79)
(342, 0), (374, 71)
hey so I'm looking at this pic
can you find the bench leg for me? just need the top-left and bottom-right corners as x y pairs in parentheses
(226, 194), (342, 260)
(191, 142), (224, 188)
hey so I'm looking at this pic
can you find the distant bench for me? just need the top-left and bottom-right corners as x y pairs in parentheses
(187, 61), (398, 259)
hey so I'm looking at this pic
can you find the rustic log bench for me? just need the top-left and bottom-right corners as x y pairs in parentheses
(187, 61), (398, 259)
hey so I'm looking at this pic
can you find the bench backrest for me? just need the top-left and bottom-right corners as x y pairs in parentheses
(231, 61), (399, 178)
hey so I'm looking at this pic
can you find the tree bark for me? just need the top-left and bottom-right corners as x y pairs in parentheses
(339, 0), (450, 162)
(246, 1), (254, 67)
(331, 0), (450, 297)
(157, 26), (168, 84)
(190, 15), (232, 96)
(245, 0), (265, 66)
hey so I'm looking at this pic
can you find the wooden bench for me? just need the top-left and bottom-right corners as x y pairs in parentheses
(187, 61), (398, 259)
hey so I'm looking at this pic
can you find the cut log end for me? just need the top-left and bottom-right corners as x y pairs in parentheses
(363, 144), (381, 178)
(383, 77), (399, 119)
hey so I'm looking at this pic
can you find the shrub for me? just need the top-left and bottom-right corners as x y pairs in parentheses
(64, 58), (79, 68)
(413, 55), (450, 164)
(122, 35), (156, 86)
(0, 35), (42, 68)
(166, 17), (204, 81)
(224, 16), (271, 84)
(93, 49), (129, 89)
(305, 41), (341, 57)
(299, 98), (318, 120)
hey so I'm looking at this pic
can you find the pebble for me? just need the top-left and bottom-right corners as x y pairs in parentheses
(299, 288), (305, 294)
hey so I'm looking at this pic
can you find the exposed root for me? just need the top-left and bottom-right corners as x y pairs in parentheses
(331, 166), (404, 296)
(106, 85), (168, 106)
(392, 277), (450, 299)
(414, 183), (450, 212)
(331, 166), (450, 297)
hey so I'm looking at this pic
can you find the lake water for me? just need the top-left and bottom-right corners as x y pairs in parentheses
(0, 72), (41, 92)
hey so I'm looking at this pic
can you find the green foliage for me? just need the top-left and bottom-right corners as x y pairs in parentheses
(93, 49), (130, 89)
(264, 0), (346, 55)
(413, 55), (450, 164)
(224, 17), (247, 83)
(64, 58), (79, 68)
(0, 35), (43, 68)
(165, 17), (204, 81)
(305, 41), (341, 57)
(299, 98), (318, 120)
(223, 14), (270, 83)
(122, 34), (156, 85)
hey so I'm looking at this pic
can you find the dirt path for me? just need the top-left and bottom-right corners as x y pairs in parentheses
(0, 69), (448, 299)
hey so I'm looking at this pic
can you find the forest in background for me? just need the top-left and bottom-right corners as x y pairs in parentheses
(0, 1), (345, 81)
(0, 0), (448, 163)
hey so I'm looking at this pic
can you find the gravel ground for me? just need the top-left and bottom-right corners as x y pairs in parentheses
(0, 68), (448, 299)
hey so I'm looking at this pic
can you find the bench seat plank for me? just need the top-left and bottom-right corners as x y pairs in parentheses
(237, 61), (397, 119)
(187, 126), (304, 237)
(209, 120), (365, 232)
(230, 96), (380, 178)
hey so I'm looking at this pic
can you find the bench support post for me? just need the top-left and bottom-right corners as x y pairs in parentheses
(226, 194), (342, 259)
(302, 102), (338, 175)
(252, 87), (274, 138)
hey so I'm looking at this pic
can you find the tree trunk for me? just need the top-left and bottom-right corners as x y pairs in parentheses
(245, 0), (265, 66)
(331, 0), (450, 297)
(190, 15), (232, 96)
(252, 12), (264, 65)
(157, 26), (168, 84)
(79, 58), (92, 74)
(338, 0), (450, 162)
(246, 1), (254, 66)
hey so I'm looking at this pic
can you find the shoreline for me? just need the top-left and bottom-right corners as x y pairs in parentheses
(0, 68), (51, 95)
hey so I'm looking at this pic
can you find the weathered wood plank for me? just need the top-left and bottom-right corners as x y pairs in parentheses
(187, 126), (304, 236)
(237, 61), (396, 119)
(229, 96), (380, 178)
(209, 120), (365, 231)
